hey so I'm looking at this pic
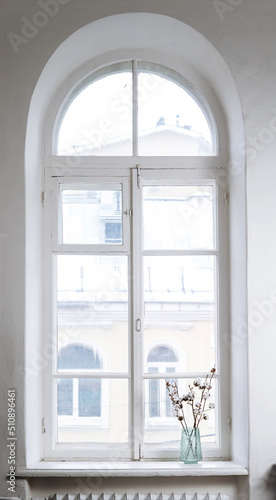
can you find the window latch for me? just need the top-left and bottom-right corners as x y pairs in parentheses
(136, 165), (141, 189)
(227, 417), (231, 434)
(224, 191), (229, 206)
(136, 318), (141, 332)
(41, 191), (46, 208)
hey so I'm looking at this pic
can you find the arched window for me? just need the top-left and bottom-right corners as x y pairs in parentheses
(146, 345), (178, 420)
(57, 344), (102, 419)
(56, 62), (215, 157)
(58, 344), (102, 370)
(147, 345), (178, 363)
(43, 50), (228, 461)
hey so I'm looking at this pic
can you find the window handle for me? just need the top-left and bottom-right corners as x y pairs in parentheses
(136, 318), (141, 332)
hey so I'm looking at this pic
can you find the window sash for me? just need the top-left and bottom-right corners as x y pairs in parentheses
(132, 169), (223, 460)
(50, 177), (130, 252)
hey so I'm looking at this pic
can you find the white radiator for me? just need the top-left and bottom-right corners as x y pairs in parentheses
(33, 493), (230, 500)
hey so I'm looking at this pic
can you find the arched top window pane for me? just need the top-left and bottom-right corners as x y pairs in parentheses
(138, 62), (213, 156)
(58, 344), (102, 370)
(147, 345), (178, 363)
(56, 62), (215, 157)
(57, 63), (132, 156)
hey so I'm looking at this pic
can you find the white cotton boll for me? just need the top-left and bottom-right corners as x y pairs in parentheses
(193, 377), (201, 386)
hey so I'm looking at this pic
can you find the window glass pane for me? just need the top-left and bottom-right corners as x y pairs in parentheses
(57, 66), (132, 156)
(57, 378), (73, 415)
(143, 185), (214, 250)
(144, 256), (215, 373)
(144, 378), (217, 446)
(57, 378), (101, 417)
(62, 186), (122, 245)
(79, 378), (101, 417)
(57, 255), (128, 372)
(57, 378), (129, 443)
(138, 64), (213, 156)
(148, 367), (160, 418)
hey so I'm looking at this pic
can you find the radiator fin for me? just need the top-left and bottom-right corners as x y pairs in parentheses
(35, 493), (230, 500)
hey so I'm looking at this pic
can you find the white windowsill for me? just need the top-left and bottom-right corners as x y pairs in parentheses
(17, 461), (248, 477)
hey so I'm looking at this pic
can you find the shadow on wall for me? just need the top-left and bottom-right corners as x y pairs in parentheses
(265, 464), (276, 499)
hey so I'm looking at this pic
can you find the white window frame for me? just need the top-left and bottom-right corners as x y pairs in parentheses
(42, 52), (230, 462)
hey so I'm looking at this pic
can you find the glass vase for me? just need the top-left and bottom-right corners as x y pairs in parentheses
(180, 427), (202, 463)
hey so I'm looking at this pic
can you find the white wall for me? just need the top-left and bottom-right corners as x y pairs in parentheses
(0, 1), (276, 499)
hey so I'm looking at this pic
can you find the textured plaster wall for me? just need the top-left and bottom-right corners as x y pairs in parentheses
(0, 1), (275, 499)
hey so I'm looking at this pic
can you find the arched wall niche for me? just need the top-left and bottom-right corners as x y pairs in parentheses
(25, 12), (247, 466)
